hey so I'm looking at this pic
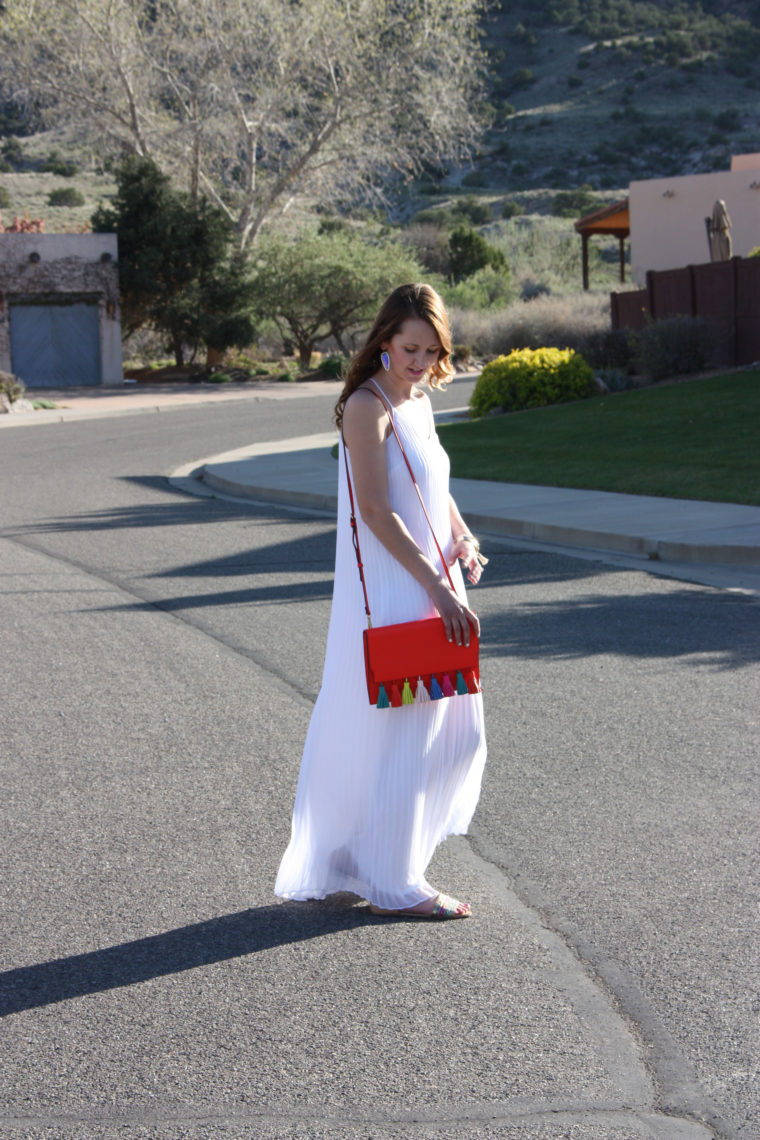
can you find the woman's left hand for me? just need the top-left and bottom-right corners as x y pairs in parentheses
(449, 537), (483, 586)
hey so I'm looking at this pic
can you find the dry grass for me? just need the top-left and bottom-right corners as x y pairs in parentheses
(0, 170), (115, 231)
(450, 291), (611, 357)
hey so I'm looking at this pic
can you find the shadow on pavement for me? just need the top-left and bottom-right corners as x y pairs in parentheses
(482, 585), (760, 670)
(1, 900), (375, 1017)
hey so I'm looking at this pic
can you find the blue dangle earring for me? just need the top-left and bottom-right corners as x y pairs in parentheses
(380, 350), (390, 371)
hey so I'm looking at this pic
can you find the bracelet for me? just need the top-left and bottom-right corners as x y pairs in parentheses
(456, 533), (489, 567)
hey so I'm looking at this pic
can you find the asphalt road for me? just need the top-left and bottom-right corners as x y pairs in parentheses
(1, 386), (757, 1140)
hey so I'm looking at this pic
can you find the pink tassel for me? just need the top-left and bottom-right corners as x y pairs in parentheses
(442, 673), (456, 697)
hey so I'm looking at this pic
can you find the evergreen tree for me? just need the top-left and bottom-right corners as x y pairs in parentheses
(92, 157), (255, 365)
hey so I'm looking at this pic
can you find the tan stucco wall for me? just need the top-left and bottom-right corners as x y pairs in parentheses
(0, 233), (122, 383)
(629, 166), (760, 284)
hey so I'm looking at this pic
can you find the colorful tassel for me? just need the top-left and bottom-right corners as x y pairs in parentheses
(376, 684), (390, 708)
(464, 669), (481, 694)
(415, 676), (430, 703)
(401, 679), (414, 705)
(456, 670), (468, 695)
(430, 676), (444, 700)
(442, 673), (456, 697)
(390, 683), (402, 707)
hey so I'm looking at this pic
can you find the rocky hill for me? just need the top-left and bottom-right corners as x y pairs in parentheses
(0, 0), (757, 230)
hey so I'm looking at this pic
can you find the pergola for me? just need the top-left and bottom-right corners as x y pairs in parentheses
(574, 198), (630, 291)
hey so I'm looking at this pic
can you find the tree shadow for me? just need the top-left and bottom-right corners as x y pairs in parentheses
(1, 899), (374, 1017)
(93, 579), (335, 613)
(482, 585), (760, 670)
(5, 477), (328, 537)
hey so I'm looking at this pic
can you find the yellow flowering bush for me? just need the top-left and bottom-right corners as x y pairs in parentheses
(470, 346), (594, 418)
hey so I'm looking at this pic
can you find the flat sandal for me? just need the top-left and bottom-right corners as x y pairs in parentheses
(368, 892), (471, 919)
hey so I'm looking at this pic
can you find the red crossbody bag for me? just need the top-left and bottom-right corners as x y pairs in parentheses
(343, 388), (480, 709)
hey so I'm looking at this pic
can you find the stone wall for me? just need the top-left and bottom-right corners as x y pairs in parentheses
(0, 233), (122, 385)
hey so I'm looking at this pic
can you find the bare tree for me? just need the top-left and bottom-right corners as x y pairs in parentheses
(2, 0), (484, 247)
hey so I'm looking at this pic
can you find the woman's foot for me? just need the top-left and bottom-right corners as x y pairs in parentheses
(368, 892), (471, 919)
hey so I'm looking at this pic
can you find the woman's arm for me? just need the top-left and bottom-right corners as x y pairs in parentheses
(448, 496), (485, 586)
(342, 391), (479, 645)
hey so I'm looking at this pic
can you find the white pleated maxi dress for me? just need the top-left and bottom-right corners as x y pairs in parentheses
(275, 387), (487, 910)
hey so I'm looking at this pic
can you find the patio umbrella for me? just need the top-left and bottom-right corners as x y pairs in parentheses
(707, 199), (732, 261)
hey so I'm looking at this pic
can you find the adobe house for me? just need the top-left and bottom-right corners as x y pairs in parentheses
(574, 154), (760, 290)
(0, 233), (123, 387)
(574, 199), (630, 291)
(628, 154), (760, 284)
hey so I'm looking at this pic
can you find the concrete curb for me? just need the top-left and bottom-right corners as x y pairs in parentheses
(187, 437), (760, 570)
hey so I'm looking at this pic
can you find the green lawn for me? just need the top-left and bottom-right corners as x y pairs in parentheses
(437, 371), (760, 506)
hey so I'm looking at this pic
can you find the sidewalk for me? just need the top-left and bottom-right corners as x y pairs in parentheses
(6, 381), (760, 571)
(171, 433), (760, 571)
(0, 378), (344, 426)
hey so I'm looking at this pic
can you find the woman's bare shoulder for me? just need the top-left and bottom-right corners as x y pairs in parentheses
(343, 385), (389, 442)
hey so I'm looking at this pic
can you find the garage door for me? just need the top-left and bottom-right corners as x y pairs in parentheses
(9, 300), (101, 387)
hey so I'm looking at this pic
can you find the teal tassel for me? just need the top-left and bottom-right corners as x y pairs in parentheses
(456, 670), (468, 695)
(376, 684), (390, 709)
(430, 676), (443, 700)
(415, 676), (430, 703)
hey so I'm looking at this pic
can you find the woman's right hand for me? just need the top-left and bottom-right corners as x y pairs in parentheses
(429, 580), (480, 646)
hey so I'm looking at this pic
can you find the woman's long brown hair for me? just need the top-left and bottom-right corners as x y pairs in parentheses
(334, 283), (454, 431)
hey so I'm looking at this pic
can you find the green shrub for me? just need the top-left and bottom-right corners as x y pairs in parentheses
(494, 101), (516, 125)
(47, 186), (85, 207)
(441, 265), (514, 312)
(40, 150), (78, 177)
(747, 246), (760, 258)
(634, 316), (719, 381)
(450, 195), (492, 225)
(449, 225), (508, 283)
(1, 137), (24, 168)
(581, 327), (638, 372)
(315, 354), (346, 378)
(462, 170), (487, 187)
(0, 185), (11, 209)
(551, 185), (605, 219)
(0, 371), (25, 402)
(501, 199), (523, 219)
(409, 206), (453, 228)
(510, 68), (535, 90)
(451, 344), (473, 365)
(470, 347), (595, 417)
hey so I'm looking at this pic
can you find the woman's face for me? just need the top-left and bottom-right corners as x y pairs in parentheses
(382, 318), (441, 384)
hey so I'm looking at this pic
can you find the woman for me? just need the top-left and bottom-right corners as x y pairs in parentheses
(275, 283), (487, 919)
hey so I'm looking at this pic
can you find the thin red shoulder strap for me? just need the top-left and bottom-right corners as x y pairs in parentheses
(342, 386), (455, 624)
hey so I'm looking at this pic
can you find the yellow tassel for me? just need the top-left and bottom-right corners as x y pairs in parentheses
(401, 679), (414, 705)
